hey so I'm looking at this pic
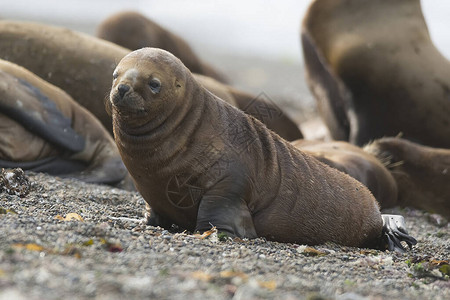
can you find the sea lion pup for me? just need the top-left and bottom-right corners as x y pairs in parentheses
(291, 140), (397, 208)
(194, 74), (304, 141)
(301, 0), (450, 148)
(365, 137), (450, 218)
(0, 20), (130, 134)
(108, 48), (416, 251)
(97, 11), (227, 82)
(0, 59), (128, 186)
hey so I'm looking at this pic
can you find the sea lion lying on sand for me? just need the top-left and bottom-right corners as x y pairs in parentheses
(108, 47), (416, 251)
(0, 59), (128, 186)
(366, 137), (450, 218)
(294, 138), (450, 217)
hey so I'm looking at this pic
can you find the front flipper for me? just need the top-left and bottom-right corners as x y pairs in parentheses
(381, 214), (417, 252)
(0, 72), (85, 152)
(196, 194), (257, 239)
(144, 204), (175, 229)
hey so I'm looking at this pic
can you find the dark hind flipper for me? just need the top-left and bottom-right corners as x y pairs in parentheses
(196, 194), (257, 239)
(380, 214), (417, 253)
(0, 72), (85, 152)
(145, 208), (175, 229)
(142, 203), (181, 231)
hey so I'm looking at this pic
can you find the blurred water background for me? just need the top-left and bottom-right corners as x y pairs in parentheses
(1, 0), (449, 125)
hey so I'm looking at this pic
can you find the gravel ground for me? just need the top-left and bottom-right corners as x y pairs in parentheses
(0, 172), (448, 300)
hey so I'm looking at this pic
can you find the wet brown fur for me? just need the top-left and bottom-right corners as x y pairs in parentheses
(365, 137), (450, 217)
(109, 48), (384, 247)
(194, 74), (303, 141)
(292, 140), (398, 208)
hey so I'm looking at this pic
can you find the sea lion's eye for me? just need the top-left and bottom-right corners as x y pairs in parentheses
(112, 70), (119, 80)
(149, 78), (161, 94)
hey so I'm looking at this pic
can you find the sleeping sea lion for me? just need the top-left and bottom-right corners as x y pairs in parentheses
(96, 11), (227, 82)
(194, 74), (303, 141)
(365, 137), (450, 218)
(291, 140), (397, 208)
(0, 20), (130, 134)
(0, 59), (128, 186)
(301, 0), (450, 147)
(108, 47), (416, 251)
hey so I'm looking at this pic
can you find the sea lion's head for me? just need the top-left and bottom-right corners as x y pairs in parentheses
(108, 47), (189, 129)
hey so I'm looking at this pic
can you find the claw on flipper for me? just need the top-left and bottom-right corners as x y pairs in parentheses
(381, 214), (417, 253)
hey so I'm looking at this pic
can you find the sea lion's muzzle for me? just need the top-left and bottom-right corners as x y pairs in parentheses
(112, 83), (133, 107)
(110, 81), (146, 117)
(117, 84), (130, 98)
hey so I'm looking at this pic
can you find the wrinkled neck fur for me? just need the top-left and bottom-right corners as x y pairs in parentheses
(114, 79), (207, 172)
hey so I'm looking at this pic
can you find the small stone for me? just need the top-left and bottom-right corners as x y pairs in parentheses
(0, 168), (30, 197)
(162, 235), (172, 241)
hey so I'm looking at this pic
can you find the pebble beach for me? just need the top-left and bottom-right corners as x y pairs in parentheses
(1, 172), (448, 299)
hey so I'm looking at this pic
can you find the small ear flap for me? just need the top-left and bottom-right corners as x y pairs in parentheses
(175, 79), (182, 88)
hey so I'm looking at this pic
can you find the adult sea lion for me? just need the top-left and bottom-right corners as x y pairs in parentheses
(97, 11), (227, 82)
(195, 74), (303, 141)
(291, 140), (397, 208)
(108, 47), (416, 251)
(301, 0), (450, 147)
(0, 20), (130, 134)
(0, 59), (128, 186)
(365, 137), (450, 218)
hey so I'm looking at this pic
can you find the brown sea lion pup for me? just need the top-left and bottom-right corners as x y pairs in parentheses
(0, 59), (128, 186)
(301, 0), (450, 148)
(291, 140), (397, 208)
(365, 137), (450, 218)
(0, 20), (130, 134)
(97, 11), (227, 82)
(108, 47), (416, 251)
(194, 74), (304, 141)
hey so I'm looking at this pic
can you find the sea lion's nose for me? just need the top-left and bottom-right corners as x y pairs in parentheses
(117, 84), (130, 98)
